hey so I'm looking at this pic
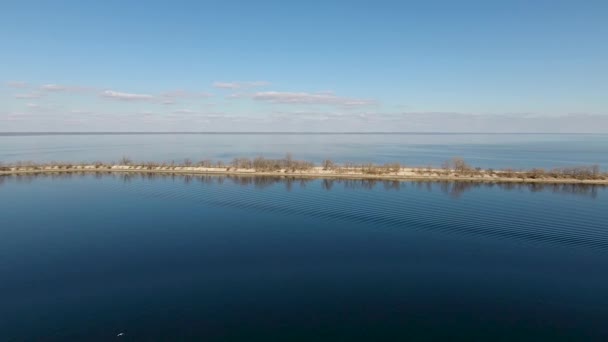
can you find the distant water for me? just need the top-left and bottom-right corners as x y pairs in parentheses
(1, 174), (607, 340)
(1, 133), (608, 169)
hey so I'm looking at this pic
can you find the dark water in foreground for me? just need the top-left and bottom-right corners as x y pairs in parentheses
(1, 174), (608, 340)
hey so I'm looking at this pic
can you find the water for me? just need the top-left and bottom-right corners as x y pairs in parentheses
(1, 173), (607, 340)
(1, 133), (608, 170)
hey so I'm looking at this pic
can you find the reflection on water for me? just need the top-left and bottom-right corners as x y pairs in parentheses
(3, 173), (607, 251)
(1, 172), (604, 199)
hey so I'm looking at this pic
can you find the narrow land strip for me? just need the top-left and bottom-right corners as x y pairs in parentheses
(2, 158), (607, 185)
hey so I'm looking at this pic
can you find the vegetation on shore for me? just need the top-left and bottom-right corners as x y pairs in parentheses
(1, 155), (606, 182)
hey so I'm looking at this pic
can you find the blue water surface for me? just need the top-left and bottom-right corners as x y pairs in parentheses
(1, 173), (607, 340)
(1, 133), (608, 170)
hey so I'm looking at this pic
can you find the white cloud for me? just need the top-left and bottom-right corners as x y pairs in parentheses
(98, 89), (213, 103)
(1, 112), (32, 121)
(101, 90), (154, 101)
(226, 93), (248, 99)
(26, 103), (39, 108)
(40, 84), (98, 93)
(271, 112), (332, 122)
(253, 91), (376, 107)
(14, 92), (43, 99)
(213, 81), (270, 89)
(161, 90), (213, 98)
(172, 109), (196, 114)
(6, 81), (28, 88)
(41, 84), (68, 91)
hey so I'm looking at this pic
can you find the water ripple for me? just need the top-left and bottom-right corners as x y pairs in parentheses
(123, 177), (608, 252)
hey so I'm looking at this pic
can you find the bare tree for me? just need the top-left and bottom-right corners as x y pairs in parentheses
(451, 157), (470, 173)
(198, 159), (213, 167)
(232, 158), (253, 169)
(322, 159), (335, 170)
(591, 164), (600, 178)
(501, 168), (515, 178)
(529, 168), (545, 179)
(145, 161), (159, 170)
(285, 153), (293, 169)
(385, 162), (401, 173)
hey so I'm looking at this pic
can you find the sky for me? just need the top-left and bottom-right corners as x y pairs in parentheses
(1, 0), (607, 132)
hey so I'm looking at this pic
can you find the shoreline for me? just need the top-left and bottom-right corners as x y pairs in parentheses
(2, 165), (608, 185)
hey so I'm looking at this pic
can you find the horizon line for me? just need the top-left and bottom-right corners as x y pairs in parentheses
(1, 131), (607, 135)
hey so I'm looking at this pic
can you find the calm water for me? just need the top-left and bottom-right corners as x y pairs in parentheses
(1, 173), (607, 340)
(1, 133), (608, 169)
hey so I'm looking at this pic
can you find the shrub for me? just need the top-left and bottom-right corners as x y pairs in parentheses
(145, 161), (159, 170)
(528, 168), (545, 179)
(232, 158), (253, 169)
(501, 168), (515, 178)
(198, 160), (213, 167)
(385, 162), (401, 173)
(120, 156), (132, 165)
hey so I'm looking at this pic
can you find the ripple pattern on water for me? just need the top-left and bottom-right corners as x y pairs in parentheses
(110, 175), (608, 252)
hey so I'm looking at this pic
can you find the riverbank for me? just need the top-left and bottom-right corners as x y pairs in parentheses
(2, 163), (607, 184)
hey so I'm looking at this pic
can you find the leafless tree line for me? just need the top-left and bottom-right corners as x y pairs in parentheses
(231, 154), (315, 172)
(438, 157), (605, 180)
(2, 155), (607, 180)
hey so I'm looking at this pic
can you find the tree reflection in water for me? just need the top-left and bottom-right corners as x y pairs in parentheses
(0, 172), (604, 199)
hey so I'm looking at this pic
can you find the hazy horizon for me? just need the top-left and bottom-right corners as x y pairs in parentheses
(2, 131), (608, 135)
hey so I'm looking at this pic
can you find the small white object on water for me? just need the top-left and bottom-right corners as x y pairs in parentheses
(117, 332), (124, 337)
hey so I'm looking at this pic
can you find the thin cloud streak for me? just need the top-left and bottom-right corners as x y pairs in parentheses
(39, 83), (99, 93)
(172, 109), (197, 114)
(101, 90), (154, 101)
(160, 90), (213, 98)
(41, 84), (68, 91)
(253, 91), (376, 107)
(226, 93), (248, 99)
(14, 92), (44, 99)
(6, 81), (28, 88)
(213, 81), (270, 89)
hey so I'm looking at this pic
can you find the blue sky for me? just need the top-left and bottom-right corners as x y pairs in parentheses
(1, 0), (607, 132)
